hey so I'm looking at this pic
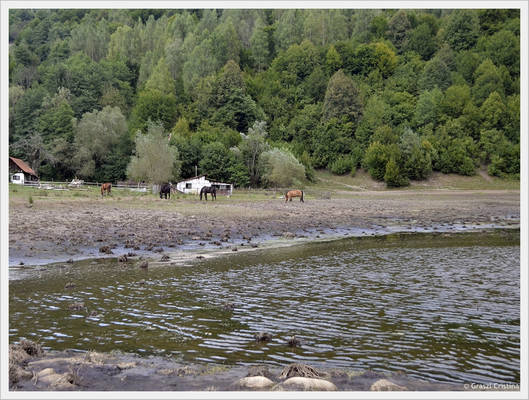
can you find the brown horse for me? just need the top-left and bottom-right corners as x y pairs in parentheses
(101, 183), (112, 197)
(285, 189), (304, 202)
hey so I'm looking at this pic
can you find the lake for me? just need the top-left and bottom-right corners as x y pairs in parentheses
(9, 230), (520, 385)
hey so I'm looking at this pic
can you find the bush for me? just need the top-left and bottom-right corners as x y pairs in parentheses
(384, 157), (409, 187)
(329, 156), (355, 175)
(363, 141), (392, 181)
(260, 148), (306, 187)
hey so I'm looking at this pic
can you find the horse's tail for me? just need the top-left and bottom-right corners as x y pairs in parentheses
(301, 190), (304, 202)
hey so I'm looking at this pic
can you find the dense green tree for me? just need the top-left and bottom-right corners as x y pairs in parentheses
(70, 16), (110, 62)
(472, 59), (504, 106)
(441, 84), (471, 118)
(405, 22), (437, 59)
(144, 58), (177, 96)
(287, 103), (322, 148)
(129, 89), (178, 134)
(455, 50), (480, 84)
(384, 156), (409, 187)
(480, 91), (507, 131)
(322, 70), (362, 124)
(399, 129), (433, 180)
(325, 44), (342, 74)
(479, 29), (519, 75)
(11, 85), (47, 141)
(38, 96), (75, 143)
(198, 141), (234, 182)
(250, 17), (270, 71)
(413, 87), (443, 128)
(273, 9), (304, 52)
(427, 120), (478, 175)
(355, 94), (392, 146)
(387, 52), (424, 94)
(418, 57), (451, 91)
(387, 10), (411, 52)
(443, 10), (480, 51)
(312, 118), (355, 168)
(504, 94), (520, 143)
(363, 141), (393, 181)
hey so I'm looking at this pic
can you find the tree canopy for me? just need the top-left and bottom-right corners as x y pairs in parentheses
(9, 8), (520, 186)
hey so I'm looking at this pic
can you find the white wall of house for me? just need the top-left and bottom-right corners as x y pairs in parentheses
(10, 172), (25, 185)
(176, 176), (210, 194)
(175, 176), (233, 195)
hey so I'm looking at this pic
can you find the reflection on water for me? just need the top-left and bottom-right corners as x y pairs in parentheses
(9, 231), (520, 385)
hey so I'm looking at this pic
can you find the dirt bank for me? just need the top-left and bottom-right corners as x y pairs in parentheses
(9, 190), (519, 266)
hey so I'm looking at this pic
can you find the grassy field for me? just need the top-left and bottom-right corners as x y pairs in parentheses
(8, 168), (519, 208)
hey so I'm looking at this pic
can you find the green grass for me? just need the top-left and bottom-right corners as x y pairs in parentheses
(310, 168), (519, 192)
(9, 168), (519, 208)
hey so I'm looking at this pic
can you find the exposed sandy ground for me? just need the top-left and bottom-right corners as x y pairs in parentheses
(9, 189), (520, 266)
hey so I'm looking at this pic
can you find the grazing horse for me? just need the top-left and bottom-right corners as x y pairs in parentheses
(200, 186), (217, 201)
(285, 189), (304, 202)
(101, 183), (112, 197)
(160, 183), (171, 199)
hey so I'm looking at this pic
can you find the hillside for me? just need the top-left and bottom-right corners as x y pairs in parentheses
(8, 8), (520, 187)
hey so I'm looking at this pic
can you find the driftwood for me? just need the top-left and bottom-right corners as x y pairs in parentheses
(279, 363), (323, 380)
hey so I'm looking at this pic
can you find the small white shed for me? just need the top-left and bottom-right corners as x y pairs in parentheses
(176, 175), (233, 196)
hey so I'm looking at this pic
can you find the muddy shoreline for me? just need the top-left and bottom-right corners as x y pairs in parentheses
(10, 345), (476, 392)
(9, 190), (520, 267)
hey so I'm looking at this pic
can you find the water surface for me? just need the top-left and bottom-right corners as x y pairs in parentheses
(9, 231), (520, 385)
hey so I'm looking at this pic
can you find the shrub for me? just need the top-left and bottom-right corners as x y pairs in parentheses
(384, 157), (409, 187)
(329, 156), (355, 175)
(260, 148), (306, 187)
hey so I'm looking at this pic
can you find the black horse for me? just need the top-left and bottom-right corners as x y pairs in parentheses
(160, 183), (171, 199)
(200, 186), (216, 201)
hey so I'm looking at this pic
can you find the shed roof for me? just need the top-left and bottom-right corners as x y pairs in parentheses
(178, 175), (207, 183)
(177, 175), (232, 186)
(9, 157), (38, 177)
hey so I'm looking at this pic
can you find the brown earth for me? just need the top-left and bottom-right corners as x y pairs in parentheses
(9, 189), (520, 266)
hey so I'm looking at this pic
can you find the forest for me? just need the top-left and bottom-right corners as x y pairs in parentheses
(8, 8), (520, 187)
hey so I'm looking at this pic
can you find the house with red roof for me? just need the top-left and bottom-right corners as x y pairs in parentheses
(9, 156), (39, 184)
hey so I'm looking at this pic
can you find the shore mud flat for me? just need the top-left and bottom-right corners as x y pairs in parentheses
(9, 190), (520, 266)
(10, 345), (475, 392)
